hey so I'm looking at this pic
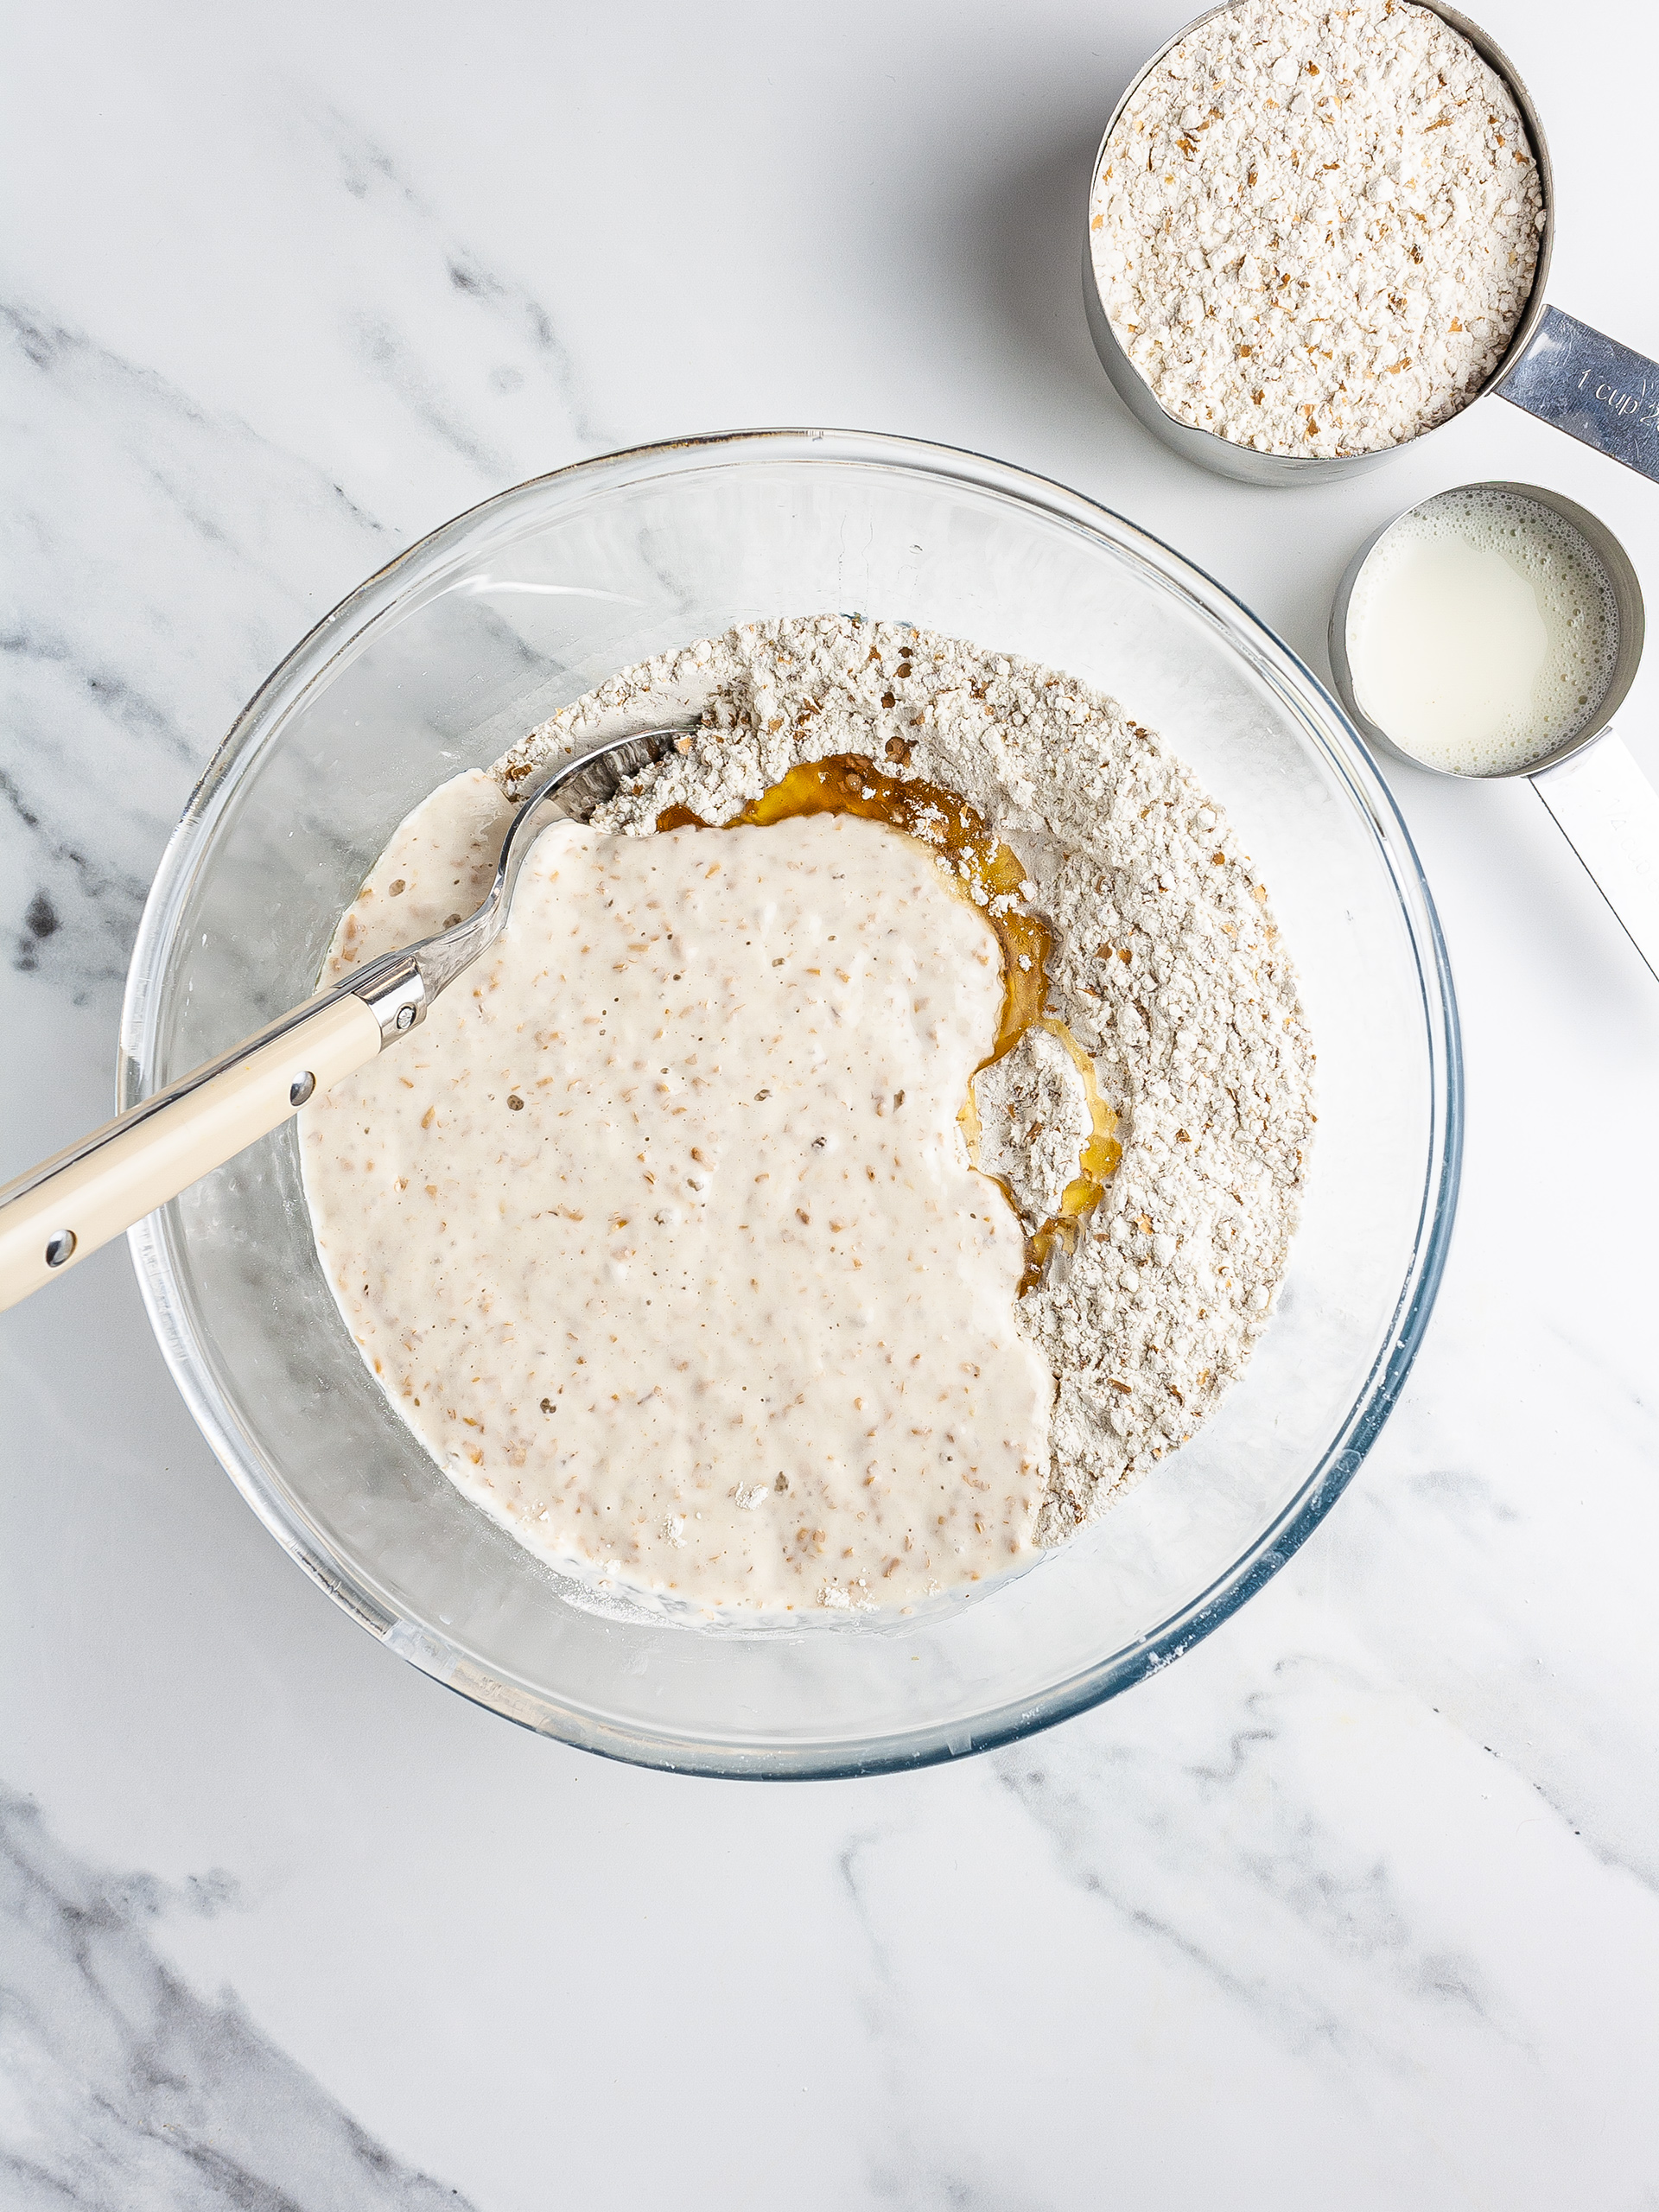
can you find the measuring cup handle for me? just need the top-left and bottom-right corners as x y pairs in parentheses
(1497, 307), (1659, 484)
(1530, 734), (1659, 982)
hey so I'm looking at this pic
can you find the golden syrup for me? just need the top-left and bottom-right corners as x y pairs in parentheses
(1014, 1022), (1122, 1293)
(657, 752), (1120, 1287)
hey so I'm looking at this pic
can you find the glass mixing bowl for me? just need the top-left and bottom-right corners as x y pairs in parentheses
(121, 430), (1460, 1777)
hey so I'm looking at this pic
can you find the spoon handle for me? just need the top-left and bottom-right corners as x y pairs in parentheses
(1530, 732), (1659, 982)
(0, 961), (420, 1313)
(1497, 307), (1659, 485)
(0, 731), (687, 1315)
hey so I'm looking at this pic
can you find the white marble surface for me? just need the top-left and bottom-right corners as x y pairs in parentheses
(3, 0), (1658, 2202)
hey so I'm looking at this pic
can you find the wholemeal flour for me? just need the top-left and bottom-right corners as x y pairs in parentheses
(972, 1027), (1096, 1228)
(1090, 0), (1544, 457)
(494, 615), (1315, 1544)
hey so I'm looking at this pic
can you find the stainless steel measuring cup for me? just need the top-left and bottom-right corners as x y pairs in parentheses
(1083, 1), (1659, 488)
(1328, 481), (1659, 980)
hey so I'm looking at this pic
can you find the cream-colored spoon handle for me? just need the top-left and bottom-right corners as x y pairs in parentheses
(1530, 732), (1659, 984)
(0, 988), (382, 1312)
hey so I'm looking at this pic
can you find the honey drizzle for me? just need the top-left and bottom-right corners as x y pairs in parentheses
(655, 753), (1121, 1290)
(1016, 1022), (1123, 1294)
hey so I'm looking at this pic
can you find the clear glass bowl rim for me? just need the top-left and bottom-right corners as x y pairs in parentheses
(119, 427), (1464, 1778)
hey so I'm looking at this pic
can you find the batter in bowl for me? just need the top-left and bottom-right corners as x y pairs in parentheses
(303, 802), (1050, 1609)
(302, 615), (1315, 1613)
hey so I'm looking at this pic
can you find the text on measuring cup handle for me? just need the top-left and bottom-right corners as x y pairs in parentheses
(1497, 305), (1659, 485)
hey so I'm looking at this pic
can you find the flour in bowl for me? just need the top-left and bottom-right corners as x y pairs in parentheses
(302, 615), (1314, 1611)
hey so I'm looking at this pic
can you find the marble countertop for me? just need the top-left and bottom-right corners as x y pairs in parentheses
(3, 1), (1657, 2203)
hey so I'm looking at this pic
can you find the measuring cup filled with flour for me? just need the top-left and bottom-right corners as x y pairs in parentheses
(1330, 481), (1659, 981)
(1084, 0), (1659, 486)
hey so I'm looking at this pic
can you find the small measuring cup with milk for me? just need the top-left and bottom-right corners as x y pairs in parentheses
(1330, 483), (1659, 982)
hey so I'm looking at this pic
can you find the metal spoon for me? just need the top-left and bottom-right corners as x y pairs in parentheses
(0, 727), (686, 1311)
(1084, 0), (1659, 488)
(1328, 483), (1659, 980)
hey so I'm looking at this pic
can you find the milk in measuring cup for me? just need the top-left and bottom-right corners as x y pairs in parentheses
(1345, 486), (1618, 776)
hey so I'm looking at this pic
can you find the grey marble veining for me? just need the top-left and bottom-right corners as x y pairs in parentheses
(2, 298), (389, 1003)
(0, 1788), (476, 2210)
(3, 0), (1659, 2205)
(315, 105), (607, 456)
